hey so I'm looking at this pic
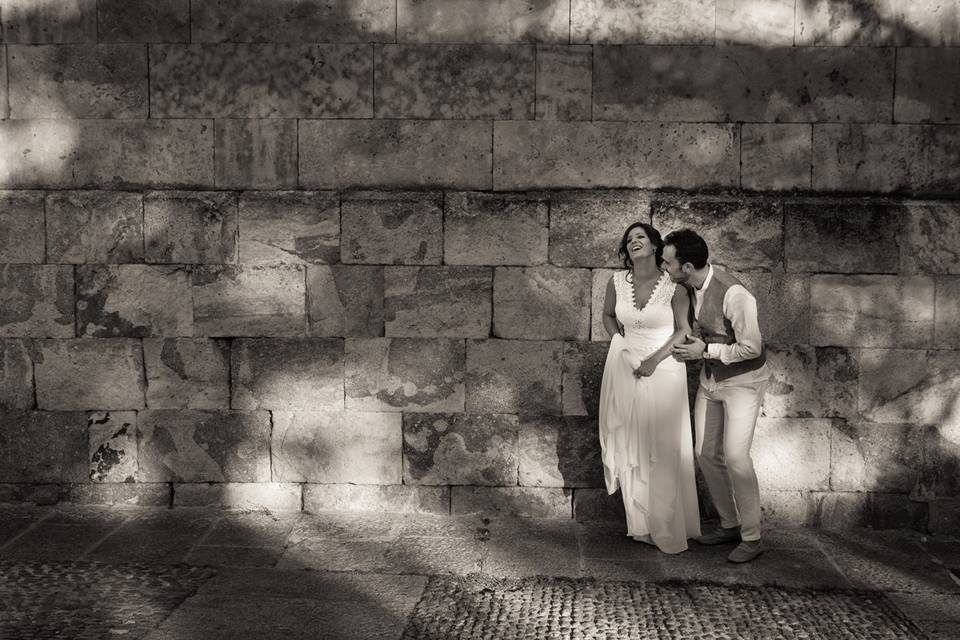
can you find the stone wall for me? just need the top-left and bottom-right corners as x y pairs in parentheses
(0, 0), (958, 533)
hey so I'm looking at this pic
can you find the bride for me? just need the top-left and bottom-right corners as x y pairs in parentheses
(598, 222), (700, 554)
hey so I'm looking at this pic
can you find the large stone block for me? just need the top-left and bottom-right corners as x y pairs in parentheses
(341, 192), (442, 265)
(922, 424), (960, 498)
(466, 339), (562, 415)
(936, 277), (960, 350)
(753, 418), (831, 491)
(741, 124), (812, 191)
(0, 119), (214, 189)
(384, 266), (492, 338)
(590, 268), (618, 342)
(900, 203), (960, 275)
(652, 198), (782, 271)
(87, 411), (137, 483)
(375, 45), (534, 119)
(45, 191), (143, 264)
(307, 265), (384, 337)
(764, 346), (857, 419)
(0, 192), (44, 263)
(797, 0), (960, 46)
(138, 410), (271, 482)
(191, 0), (395, 43)
(215, 120), (297, 189)
(33, 339), (145, 410)
(192, 265), (306, 337)
(239, 191), (339, 265)
(1, 0), (96, 43)
(810, 275), (934, 348)
(66, 482), (171, 507)
(785, 202), (901, 274)
(271, 410), (402, 484)
(493, 121), (739, 190)
(0, 339), (33, 409)
(895, 48), (960, 124)
(859, 349), (960, 428)
(519, 415), (604, 488)
(451, 486), (572, 518)
(346, 338), (465, 413)
(593, 46), (893, 123)
(174, 482), (302, 511)
(759, 490), (811, 528)
(7, 44), (147, 118)
(734, 272), (809, 344)
(562, 341), (608, 416)
(143, 338), (230, 409)
(76, 265), (193, 337)
(444, 192), (548, 266)
(929, 498), (960, 535)
(0, 265), (74, 338)
(398, 0), (568, 43)
(98, 0), (189, 43)
(831, 422), (923, 493)
(813, 124), (960, 196)
(550, 192), (651, 268)
(151, 44), (372, 118)
(303, 483), (449, 515)
(299, 120), (493, 189)
(536, 45), (592, 121)
(572, 487), (624, 522)
(809, 491), (870, 529)
(0, 410), (87, 482)
(493, 266), (591, 340)
(231, 338), (343, 411)
(144, 191), (237, 264)
(571, 0), (715, 44)
(717, 0), (795, 45)
(403, 413), (519, 485)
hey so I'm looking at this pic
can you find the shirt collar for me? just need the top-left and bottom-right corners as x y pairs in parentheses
(697, 264), (714, 292)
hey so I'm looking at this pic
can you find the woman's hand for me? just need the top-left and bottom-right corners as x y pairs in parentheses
(633, 359), (657, 378)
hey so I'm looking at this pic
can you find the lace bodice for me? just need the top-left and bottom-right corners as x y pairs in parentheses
(612, 271), (677, 353)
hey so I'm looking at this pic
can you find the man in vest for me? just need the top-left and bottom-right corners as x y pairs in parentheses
(662, 228), (771, 563)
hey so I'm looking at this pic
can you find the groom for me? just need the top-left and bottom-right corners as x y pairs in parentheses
(661, 229), (771, 563)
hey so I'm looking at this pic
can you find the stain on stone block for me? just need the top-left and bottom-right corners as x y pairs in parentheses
(2, 0), (97, 43)
(239, 191), (339, 265)
(403, 413), (519, 485)
(444, 192), (549, 266)
(384, 266), (492, 338)
(144, 191), (238, 264)
(33, 339), (145, 410)
(192, 265), (307, 337)
(466, 339), (562, 415)
(98, 0), (189, 43)
(341, 192), (442, 265)
(0, 265), (75, 338)
(764, 345), (857, 419)
(231, 338), (343, 410)
(785, 201), (900, 274)
(45, 191), (143, 264)
(900, 203), (960, 275)
(88, 411), (137, 483)
(77, 265), (193, 337)
(493, 266), (591, 340)
(144, 338), (230, 409)
(0, 192), (44, 263)
(0, 339), (34, 409)
(308, 265), (384, 337)
(519, 415), (604, 488)
(215, 120), (298, 190)
(741, 124), (812, 191)
(550, 192), (651, 267)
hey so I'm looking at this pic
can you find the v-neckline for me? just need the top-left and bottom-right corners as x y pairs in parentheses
(628, 271), (664, 313)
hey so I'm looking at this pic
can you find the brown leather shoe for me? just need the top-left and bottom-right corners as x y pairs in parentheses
(727, 540), (763, 563)
(694, 526), (741, 545)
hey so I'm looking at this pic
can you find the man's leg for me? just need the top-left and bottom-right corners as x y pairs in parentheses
(694, 386), (740, 538)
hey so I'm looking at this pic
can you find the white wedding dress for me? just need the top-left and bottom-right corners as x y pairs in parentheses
(598, 271), (700, 554)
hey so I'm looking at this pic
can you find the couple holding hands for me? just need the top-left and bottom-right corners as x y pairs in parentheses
(599, 224), (770, 563)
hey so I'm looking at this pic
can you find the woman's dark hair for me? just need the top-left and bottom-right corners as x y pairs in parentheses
(618, 222), (664, 269)
(663, 228), (709, 269)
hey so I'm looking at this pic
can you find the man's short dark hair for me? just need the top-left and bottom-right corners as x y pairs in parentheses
(663, 228), (709, 269)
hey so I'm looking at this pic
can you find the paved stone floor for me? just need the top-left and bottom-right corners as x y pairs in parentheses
(0, 505), (958, 639)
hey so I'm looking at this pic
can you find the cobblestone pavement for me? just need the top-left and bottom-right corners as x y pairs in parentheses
(0, 505), (958, 639)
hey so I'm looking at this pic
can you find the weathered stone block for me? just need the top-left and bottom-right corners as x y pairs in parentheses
(810, 275), (934, 348)
(859, 349), (960, 428)
(753, 418), (831, 491)
(143, 338), (230, 409)
(764, 346), (857, 419)
(192, 265), (306, 337)
(98, 0), (189, 43)
(0, 410), (88, 482)
(346, 338), (465, 413)
(299, 120), (493, 189)
(652, 198), (782, 271)
(922, 424), (960, 498)
(403, 413), (519, 485)
(307, 265), (384, 337)
(341, 192), (442, 265)
(45, 191), (143, 264)
(466, 339), (562, 415)
(144, 191), (237, 264)
(868, 493), (929, 530)
(303, 484), (449, 515)
(0, 339), (33, 409)
(231, 338), (343, 411)
(452, 486), (572, 518)
(590, 269), (618, 342)
(0, 52), (6, 120)
(810, 491), (870, 529)
(0, 192), (44, 263)
(784, 202), (900, 273)
(741, 124), (812, 191)
(571, 0), (715, 44)
(173, 482), (302, 511)
(239, 191), (338, 265)
(797, 0), (960, 46)
(759, 490), (811, 528)
(138, 410), (270, 482)
(7, 44), (147, 118)
(929, 498), (960, 535)
(444, 192), (548, 266)
(151, 44), (372, 118)
(813, 124), (960, 195)
(33, 339), (145, 410)
(900, 203), (960, 275)
(734, 272), (809, 344)
(493, 121), (739, 190)
(0, 483), (63, 505)
(272, 410), (402, 484)
(1, 0), (96, 43)
(215, 120), (297, 189)
(831, 422), (922, 493)
(375, 45), (534, 119)
(593, 46), (893, 123)
(895, 48), (960, 124)
(398, 0), (568, 43)
(493, 266), (591, 340)
(0, 119), (214, 189)
(0, 265), (74, 338)
(87, 411), (137, 483)
(536, 45), (592, 121)
(936, 277), (960, 349)
(717, 0), (795, 45)
(572, 487), (624, 522)
(66, 482), (171, 506)
(550, 192), (650, 268)
(519, 415), (603, 488)
(76, 265), (193, 337)
(384, 266), (492, 338)
(191, 0), (395, 43)
(562, 341), (609, 416)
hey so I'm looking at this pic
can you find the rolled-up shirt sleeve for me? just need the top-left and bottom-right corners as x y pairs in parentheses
(705, 285), (763, 364)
